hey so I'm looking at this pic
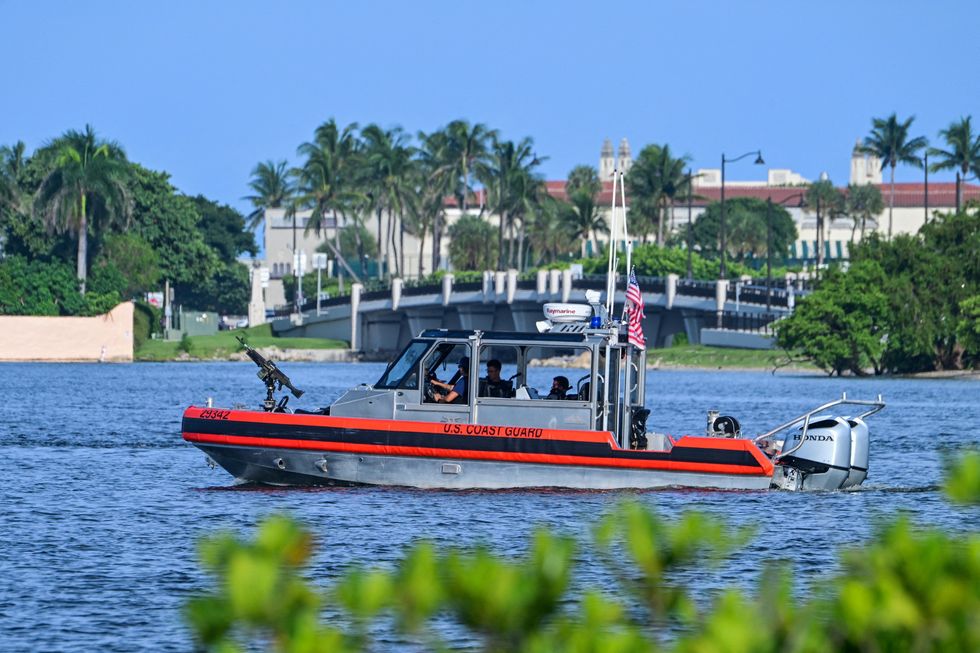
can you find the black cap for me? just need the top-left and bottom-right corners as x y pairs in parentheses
(458, 356), (470, 368)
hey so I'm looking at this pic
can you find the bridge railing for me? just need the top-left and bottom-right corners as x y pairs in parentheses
(717, 311), (782, 335)
(270, 271), (807, 317)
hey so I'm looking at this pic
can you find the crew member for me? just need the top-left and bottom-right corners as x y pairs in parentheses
(480, 359), (513, 398)
(432, 356), (469, 403)
(545, 375), (571, 400)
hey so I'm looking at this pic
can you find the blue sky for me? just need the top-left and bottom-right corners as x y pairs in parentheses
(2, 0), (978, 218)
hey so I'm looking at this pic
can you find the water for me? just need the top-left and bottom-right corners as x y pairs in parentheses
(1, 362), (977, 651)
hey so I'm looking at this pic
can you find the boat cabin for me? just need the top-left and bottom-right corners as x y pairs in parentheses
(330, 326), (649, 449)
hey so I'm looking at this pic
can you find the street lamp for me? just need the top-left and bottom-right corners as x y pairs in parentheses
(766, 193), (805, 313)
(720, 150), (765, 279)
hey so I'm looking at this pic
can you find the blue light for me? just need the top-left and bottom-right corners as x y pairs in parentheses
(590, 316), (602, 328)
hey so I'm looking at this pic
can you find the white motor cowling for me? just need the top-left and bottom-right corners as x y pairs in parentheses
(778, 417), (853, 491)
(841, 417), (870, 488)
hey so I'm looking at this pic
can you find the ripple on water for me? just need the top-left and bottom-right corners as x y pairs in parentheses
(1, 363), (978, 652)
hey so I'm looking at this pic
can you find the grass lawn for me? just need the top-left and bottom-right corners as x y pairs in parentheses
(136, 323), (347, 361)
(648, 345), (815, 371)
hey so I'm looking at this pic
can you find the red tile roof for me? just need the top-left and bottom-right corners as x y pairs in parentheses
(445, 181), (980, 210)
(551, 181), (980, 209)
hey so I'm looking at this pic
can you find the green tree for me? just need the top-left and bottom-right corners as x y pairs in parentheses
(563, 165), (605, 258)
(852, 208), (980, 371)
(928, 115), (980, 211)
(957, 295), (980, 366)
(189, 195), (257, 261)
(294, 119), (361, 269)
(804, 179), (845, 267)
(0, 255), (87, 315)
(844, 183), (884, 241)
(361, 124), (415, 278)
(862, 113), (928, 239)
(625, 144), (690, 245)
(775, 260), (891, 375)
(243, 160), (294, 232)
(92, 232), (161, 298)
(444, 119), (494, 215)
(526, 195), (574, 266)
(478, 136), (542, 269)
(415, 129), (457, 274)
(33, 125), (132, 293)
(448, 214), (497, 271)
(128, 165), (220, 288)
(0, 141), (27, 217)
(692, 198), (797, 263)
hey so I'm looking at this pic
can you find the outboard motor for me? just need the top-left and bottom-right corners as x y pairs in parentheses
(841, 417), (870, 488)
(778, 417), (852, 491)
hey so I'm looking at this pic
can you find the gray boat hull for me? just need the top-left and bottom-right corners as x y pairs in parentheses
(197, 443), (773, 491)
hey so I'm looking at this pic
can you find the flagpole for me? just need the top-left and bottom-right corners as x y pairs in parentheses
(621, 171), (631, 286)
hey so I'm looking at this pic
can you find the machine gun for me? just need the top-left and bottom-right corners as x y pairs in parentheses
(237, 336), (305, 412)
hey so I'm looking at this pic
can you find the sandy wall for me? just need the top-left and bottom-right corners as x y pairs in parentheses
(0, 302), (134, 362)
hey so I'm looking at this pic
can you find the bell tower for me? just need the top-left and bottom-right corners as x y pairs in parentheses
(599, 138), (615, 181)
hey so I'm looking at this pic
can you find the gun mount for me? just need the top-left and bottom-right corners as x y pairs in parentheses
(237, 336), (305, 412)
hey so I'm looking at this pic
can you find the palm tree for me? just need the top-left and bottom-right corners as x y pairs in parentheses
(415, 130), (456, 275)
(34, 125), (131, 294)
(625, 144), (689, 245)
(445, 120), (494, 215)
(244, 160), (294, 232)
(804, 179), (844, 268)
(294, 120), (360, 269)
(528, 195), (574, 265)
(928, 116), (980, 211)
(862, 113), (928, 238)
(478, 136), (543, 268)
(844, 184), (884, 242)
(655, 145), (692, 242)
(361, 125), (415, 278)
(0, 141), (28, 214)
(564, 165), (605, 257)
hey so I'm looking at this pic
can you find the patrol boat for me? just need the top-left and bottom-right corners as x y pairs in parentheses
(181, 301), (884, 491)
(182, 173), (884, 491)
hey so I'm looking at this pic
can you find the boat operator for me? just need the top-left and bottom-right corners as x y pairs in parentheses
(431, 356), (469, 404)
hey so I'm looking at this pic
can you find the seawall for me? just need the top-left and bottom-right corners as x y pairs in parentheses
(0, 302), (134, 362)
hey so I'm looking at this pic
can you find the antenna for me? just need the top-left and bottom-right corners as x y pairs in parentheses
(606, 169), (619, 318)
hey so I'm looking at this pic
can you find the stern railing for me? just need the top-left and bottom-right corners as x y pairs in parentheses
(752, 392), (885, 462)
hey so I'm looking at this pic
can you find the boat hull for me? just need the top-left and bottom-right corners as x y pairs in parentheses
(182, 407), (774, 491)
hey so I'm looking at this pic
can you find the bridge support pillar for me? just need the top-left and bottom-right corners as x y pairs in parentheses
(350, 283), (362, 351)
(715, 279), (729, 328)
(457, 304), (496, 331)
(405, 307), (446, 338)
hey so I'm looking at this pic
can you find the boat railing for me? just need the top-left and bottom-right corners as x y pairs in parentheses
(751, 392), (885, 462)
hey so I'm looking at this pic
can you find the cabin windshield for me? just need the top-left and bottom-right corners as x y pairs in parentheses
(375, 340), (432, 389)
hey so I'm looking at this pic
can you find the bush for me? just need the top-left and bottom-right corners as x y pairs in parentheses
(185, 454), (980, 653)
(133, 301), (161, 350)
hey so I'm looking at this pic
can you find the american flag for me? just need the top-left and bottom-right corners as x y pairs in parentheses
(625, 268), (645, 349)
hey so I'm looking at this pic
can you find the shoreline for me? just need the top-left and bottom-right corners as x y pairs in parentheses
(127, 349), (978, 379)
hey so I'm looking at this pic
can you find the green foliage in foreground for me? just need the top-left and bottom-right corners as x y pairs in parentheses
(135, 323), (346, 360)
(185, 455), (980, 653)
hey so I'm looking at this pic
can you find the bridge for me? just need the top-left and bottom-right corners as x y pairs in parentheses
(266, 270), (806, 355)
